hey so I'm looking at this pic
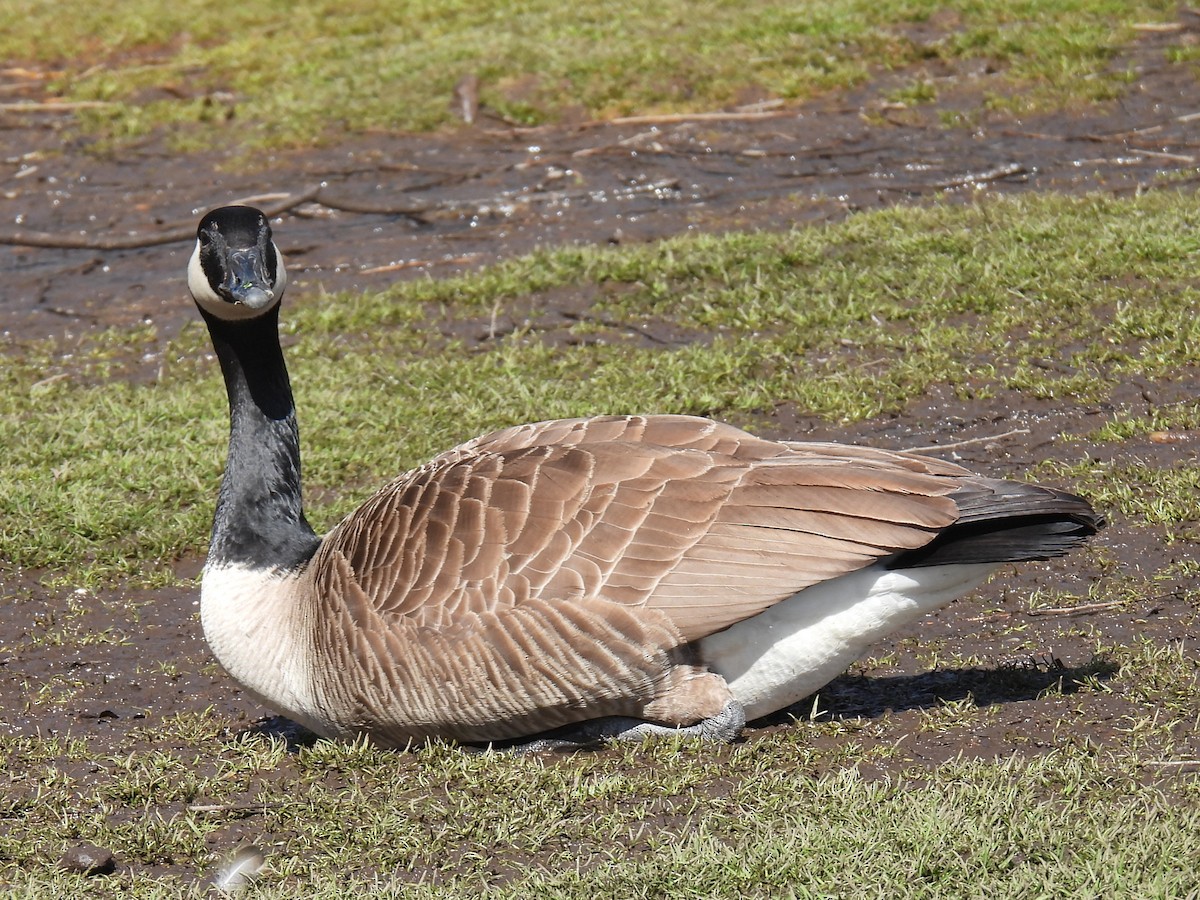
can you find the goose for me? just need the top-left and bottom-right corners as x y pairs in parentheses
(188, 204), (1103, 749)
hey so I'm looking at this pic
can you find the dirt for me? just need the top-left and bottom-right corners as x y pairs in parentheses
(5, 26), (1200, 344)
(1, 24), (1199, 884)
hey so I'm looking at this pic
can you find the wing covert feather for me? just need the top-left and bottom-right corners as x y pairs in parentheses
(315, 415), (967, 642)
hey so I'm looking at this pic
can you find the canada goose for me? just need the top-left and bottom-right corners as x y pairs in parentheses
(189, 205), (1103, 749)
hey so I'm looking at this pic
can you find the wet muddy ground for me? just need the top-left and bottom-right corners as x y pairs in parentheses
(1, 25), (1199, 884)
(5, 26), (1200, 343)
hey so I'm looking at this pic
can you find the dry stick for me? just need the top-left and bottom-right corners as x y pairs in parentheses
(316, 194), (429, 218)
(573, 128), (665, 158)
(560, 310), (676, 346)
(584, 109), (794, 128)
(0, 100), (114, 111)
(1130, 147), (1197, 163)
(1007, 116), (1198, 142)
(188, 802), (285, 814)
(969, 598), (1133, 623)
(1075, 134), (1196, 162)
(1142, 760), (1200, 768)
(935, 163), (1026, 189)
(360, 253), (480, 275)
(0, 186), (322, 250)
(1025, 600), (1130, 617)
(907, 428), (1031, 454)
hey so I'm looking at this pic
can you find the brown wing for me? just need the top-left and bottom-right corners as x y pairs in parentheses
(315, 415), (965, 640)
(427, 414), (790, 465)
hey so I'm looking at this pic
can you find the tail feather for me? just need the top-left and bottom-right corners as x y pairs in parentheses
(889, 479), (1103, 569)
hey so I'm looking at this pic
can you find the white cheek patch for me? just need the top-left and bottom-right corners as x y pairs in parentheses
(188, 239), (286, 321)
(273, 247), (287, 298)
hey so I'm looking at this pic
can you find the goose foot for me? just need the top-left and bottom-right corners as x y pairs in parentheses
(474, 699), (746, 753)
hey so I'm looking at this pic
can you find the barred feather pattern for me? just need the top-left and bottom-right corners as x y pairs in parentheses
(191, 207), (1101, 747)
(284, 415), (1015, 744)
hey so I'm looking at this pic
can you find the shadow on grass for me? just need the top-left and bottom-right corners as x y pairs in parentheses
(245, 716), (321, 751)
(238, 655), (1120, 750)
(758, 653), (1119, 726)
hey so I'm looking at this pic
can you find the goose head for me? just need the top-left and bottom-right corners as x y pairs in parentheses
(188, 205), (287, 321)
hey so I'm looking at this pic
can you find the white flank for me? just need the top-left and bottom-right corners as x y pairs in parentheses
(698, 562), (995, 720)
(200, 562), (322, 732)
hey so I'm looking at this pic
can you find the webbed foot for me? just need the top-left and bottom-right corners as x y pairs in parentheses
(473, 699), (746, 753)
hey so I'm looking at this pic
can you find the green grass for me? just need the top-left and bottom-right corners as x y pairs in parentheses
(3, 185), (1200, 898)
(3, 189), (1199, 584)
(3, 6), (1199, 895)
(0, 0), (1181, 149)
(2, 730), (1198, 896)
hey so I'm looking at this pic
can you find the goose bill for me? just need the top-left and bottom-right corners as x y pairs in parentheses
(223, 248), (275, 309)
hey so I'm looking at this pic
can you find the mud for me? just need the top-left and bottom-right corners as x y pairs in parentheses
(1, 23), (1199, 884)
(4, 26), (1200, 343)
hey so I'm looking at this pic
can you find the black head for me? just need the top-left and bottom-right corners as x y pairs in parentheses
(188, 206), (287, 321)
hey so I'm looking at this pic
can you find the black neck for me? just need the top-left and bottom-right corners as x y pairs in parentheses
(202, 305), (321, 570)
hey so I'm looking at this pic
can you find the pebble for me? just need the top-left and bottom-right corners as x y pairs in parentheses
(59, 843), (116, 876)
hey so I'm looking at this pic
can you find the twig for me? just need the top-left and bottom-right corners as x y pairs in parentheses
(573, 128), (666, 158)
(227, 191), (298, 206)
(1130, 147), (1196, 163)
(964, 611), (1014, 623)
(1007, 124), (1177, 142)
(188, 802), (284, 814)
(1025, 600), (1130, 617)
(1142, 760), (1200, 768)
(560, 310), (677, 346)
(360, 252), (480, 274)
(908, 428), (1031, 453)
(735, 99), (786, 114)
(936, 163), (1025, 189)
(0, 100), (114, 112)
(1149, 430), (1198, 444)
(315, 193), (429, 219)
(584, 109), (793, 128)
(0, 186), (321, 250)
(971, 596), (1144, 623)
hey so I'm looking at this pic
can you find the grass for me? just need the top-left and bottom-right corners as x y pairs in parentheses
(0, 0), (1183, 150)
(2, 190), (1198, 895)
(3, 3), (1200, 891)
(2, 190), (1198, 585)
(2, 728), (1198, 896)
(0, 193), (1196, 893)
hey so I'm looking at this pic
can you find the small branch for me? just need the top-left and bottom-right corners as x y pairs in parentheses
(972, 597), (1142, 623)
(1025, 600), (1130, 618)
(560, 310), (677, 346)
(574, 128), (666, 158)
(315, 193), (429, 219)
(0, 100), (114, 112)
(936, 163), (1025, 189)
(964, 611), (1014, 623)
(188, 802), (284, 814)
(360, 252), (480, 274)
(1142, 760), (1200, 769)
(1132, 22), (1184, 32)
(1149, 430), (1198, 445)
(908, 427), (1031, 453)
(1130, 147), (1196, 163)
(584, 109), (793, 129)
(0, 186), (321, 250)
